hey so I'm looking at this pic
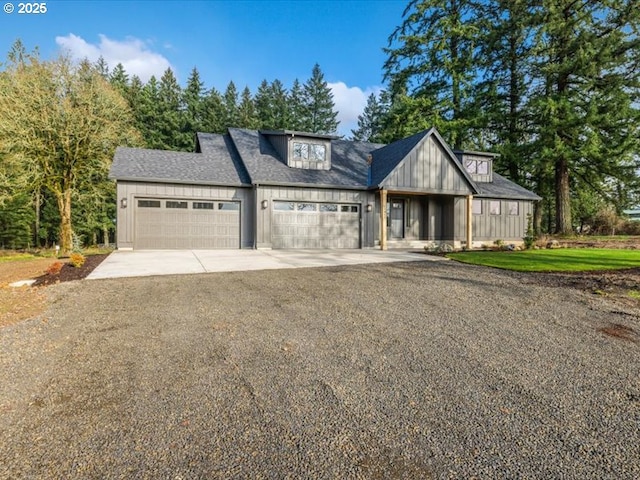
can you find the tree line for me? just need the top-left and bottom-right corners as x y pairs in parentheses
(0, 41), (340, 252)
(352, 0), (640, 235)
(1, 0), (639, 252)
(103, 60), (339, 152)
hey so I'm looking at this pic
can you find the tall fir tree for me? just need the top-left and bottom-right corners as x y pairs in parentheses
(383, 0), (483, 148)
(301, 64), (339, 134)
(202, 87), (225, 134)
(528, 0), (640, 234)
(288, 79), (306, 131)
(109, 63), (129, 97)
(223, 81), (239, 128)
(237, 86), (258, 129)
(351, 92), (385, 142)
(181, 67), (205, 150)
(156, 68), (183, 150)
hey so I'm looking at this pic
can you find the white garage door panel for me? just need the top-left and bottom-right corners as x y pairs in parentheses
(272, 201), (360, 249)
(135, 199), (240, 249)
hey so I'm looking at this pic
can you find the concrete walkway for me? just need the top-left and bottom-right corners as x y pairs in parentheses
(87, 249), (443, 280)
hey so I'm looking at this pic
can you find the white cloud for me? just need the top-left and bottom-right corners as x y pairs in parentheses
(55, 33), (173, 83)
(329, 82), (383, 137)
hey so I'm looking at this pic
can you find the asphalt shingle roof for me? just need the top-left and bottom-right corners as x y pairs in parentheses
(110, 128), (540, 201)
(110, 133), (249, 186)
(475, 173), (541, 200)
(227, 128), (381, 188)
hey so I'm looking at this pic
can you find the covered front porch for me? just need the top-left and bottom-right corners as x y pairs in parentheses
(377, 189), (473, 250)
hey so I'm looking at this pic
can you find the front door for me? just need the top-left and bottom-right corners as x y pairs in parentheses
(388, 199), (404, 239)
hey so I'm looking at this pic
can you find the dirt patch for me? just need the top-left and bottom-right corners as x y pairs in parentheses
(597, 323), (639, 343)
(519, 268), (640, 309)
(0, 254), (109, 328)
(557, 237), (640, 250)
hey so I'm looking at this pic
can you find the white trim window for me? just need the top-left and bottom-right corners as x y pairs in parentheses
(293, 141), (326, 161)
(489, 200), (501, 215)
(508, 201), (519, 215)
(472, 199), (483, 215)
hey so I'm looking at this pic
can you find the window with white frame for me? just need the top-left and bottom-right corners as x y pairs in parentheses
(489, 200), (501, 215)
(508, 201), (519, 215)
(293, 141), (326, 161)
(472, 199), (483, 215)
(465, 159), (489, 175)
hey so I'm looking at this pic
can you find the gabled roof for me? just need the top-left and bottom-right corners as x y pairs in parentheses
(228, 128), (381, 188)
(110, 133), (250, 186)
(475, 173), (541, 200)
(370, 130), (430, 186)
(110, 127), (540, 202)
(370, 128), (477, 193)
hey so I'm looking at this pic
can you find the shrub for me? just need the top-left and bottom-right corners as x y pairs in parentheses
(523, 214), (536, 249)
(46, 261), (64, 275)
(69, 252), (86, 268)
(493, 239), (504, 250)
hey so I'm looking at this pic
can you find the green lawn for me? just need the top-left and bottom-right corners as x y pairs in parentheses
(447, 248), (640, 272)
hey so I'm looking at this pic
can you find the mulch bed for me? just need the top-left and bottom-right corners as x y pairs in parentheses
(32, 254), (109, 287)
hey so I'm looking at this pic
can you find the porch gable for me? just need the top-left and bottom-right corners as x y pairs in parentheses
(371, 129), (477, 195)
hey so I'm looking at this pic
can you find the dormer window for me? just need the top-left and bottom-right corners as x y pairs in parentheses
(465, 159), (488, 175)
(293, 141), (326, 162)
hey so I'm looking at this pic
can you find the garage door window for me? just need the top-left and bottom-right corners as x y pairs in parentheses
(166, 201), (188, 209)
(218, 202), (239, 211)
(320, 204), (338, 212)
(341, 205), (358, 213)
(297, 203), (317, 212)
(193, 202), (214, 210)
(274, 202), (295, 211)
(138, 200), (161, 208)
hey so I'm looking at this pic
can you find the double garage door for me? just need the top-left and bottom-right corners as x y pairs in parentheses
(134, 198), (240, 249)
(271, 201), (360, 249)
(133, 198), (360, 249)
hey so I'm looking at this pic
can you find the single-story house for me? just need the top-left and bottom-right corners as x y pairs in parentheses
(110, 127), (540, 250)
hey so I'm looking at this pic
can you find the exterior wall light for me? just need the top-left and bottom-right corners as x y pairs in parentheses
(120, 198), (127, 208)
(261, 199), (268, 209)
(366, 203), (373, 212)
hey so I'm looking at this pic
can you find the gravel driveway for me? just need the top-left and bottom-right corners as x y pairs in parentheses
(1, 261), (639, 479)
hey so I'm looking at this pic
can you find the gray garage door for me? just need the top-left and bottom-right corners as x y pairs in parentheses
(272, 201), (360, 249)
(134, 198), (240, 249)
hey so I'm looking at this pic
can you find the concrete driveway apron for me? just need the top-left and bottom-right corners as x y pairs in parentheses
(87, 249), (442, 280)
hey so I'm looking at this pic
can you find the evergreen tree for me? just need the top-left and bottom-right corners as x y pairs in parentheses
(474, 0), (536, 184)
(255, 79), (290, 130)
(138, 76), (162, 148)
(223, 81), (239, 128)
(95, 56), (109, 79)
(181, 67), (205, 150)
(301, 64), (339, 134)
(109, 63), (129, 96)
(237, 86), (258, 129)
(202, 87), (225, 134)
(269, 80), (290, 129)
(288, 79), (306, 131)
(351, 92), (385, 142)
(528, 0), (640, 234)
(383, 0), (483, 149)
(156, 68), (182, 150)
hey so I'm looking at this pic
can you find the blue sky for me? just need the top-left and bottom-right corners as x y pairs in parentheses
(0, 0), (407, 134)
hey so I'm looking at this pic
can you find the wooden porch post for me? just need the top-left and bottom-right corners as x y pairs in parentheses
(466, 195), (473, 249)
(380, 189), (387, 250)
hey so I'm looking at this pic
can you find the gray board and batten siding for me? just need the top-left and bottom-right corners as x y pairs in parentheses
(110, 128), (541, 250)
(373, 129), (476, 195)
(116, 181), (253, 249)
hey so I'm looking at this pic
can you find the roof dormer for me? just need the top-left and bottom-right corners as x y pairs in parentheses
(454, 150), (497, 183)
(261, 130), (335, 171)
